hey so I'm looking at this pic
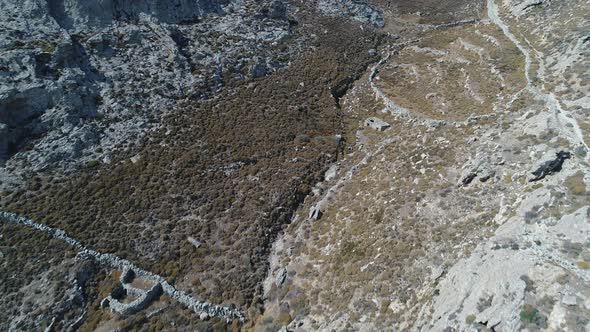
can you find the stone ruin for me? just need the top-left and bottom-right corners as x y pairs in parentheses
(100, 268), (162, 316)
(0, 211), (245, 321)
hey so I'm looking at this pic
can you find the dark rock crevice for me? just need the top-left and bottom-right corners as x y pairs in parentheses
(521, 0), (545, 12)
(47, 0), (74, 31)
(530, 151), (571, 182)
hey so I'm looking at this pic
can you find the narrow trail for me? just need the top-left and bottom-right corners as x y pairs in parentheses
(486, 0), (589, 157)
(486, 0), (532, 83)
(0, 211), (245, 322)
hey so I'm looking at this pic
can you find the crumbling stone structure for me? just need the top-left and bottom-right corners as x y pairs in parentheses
(100, 268), (163, 316)
(0, 211), (245, 322)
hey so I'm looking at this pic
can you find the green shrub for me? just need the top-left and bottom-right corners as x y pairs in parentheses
(86, 159), (100, 168)
(520, 304), (539, 323)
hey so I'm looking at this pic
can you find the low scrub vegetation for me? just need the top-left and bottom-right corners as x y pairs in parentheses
(4, 17), (383, 321)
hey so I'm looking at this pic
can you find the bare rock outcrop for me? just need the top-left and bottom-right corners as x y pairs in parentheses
(529, 151), (572, 182)
(364, 117), (390, 131)
(317, 0), (384, 27)
(46, 0), (228, 31)
(0, 0), (295, 190)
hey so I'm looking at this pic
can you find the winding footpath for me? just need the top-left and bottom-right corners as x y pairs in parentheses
(486, 0), (590, 157)
(0, 211), (245, 322)
(370, 1), (590, 156)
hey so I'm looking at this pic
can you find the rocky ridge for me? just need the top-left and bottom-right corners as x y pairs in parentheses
(317, 0), (384, 27)
(0, 0), (295, 190)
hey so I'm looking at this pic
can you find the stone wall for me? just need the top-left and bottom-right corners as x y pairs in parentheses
(102, 282), (163, 316)
(0, 211), (245, 322)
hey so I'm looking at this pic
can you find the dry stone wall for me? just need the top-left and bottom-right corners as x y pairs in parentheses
(0, 211), (245, 322)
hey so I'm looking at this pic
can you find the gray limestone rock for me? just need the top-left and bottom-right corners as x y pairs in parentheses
(263, 0), (288, 20)
(275, 267), (288, 286)
(188, 236), (203, 248)
(364, 117), (391, 131)
(317, 0), (384, 27)
(324, 164), (338, 181)
(0, 0), (295, 189)
(0, 123), (8, 161)
(250, 57), (269, 79)
(46, 0), (228, 31)
(562, 295), (577, 306)
(529, 151), (572, 182)
(309, 206), (323, 220)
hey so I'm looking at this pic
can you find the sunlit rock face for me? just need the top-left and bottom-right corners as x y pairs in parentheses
(46, 0), (229, 30)
(0, 0), (292, 182)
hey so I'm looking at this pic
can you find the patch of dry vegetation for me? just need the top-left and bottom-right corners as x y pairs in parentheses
(375, 22), (526, 122)
(0, 222), (87, 331)
(260, 74), (505, 329)
(3, 17), (384, 325)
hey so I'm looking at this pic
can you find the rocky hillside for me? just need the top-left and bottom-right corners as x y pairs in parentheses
(261, 0), (590, 330)
(1, 0), (588, 331)
(1, 0), (383, 330)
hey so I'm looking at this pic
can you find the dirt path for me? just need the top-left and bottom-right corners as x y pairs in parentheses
(486, 0), (589, 156)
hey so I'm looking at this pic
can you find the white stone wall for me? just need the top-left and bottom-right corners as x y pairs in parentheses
(0, 211), (245, 321)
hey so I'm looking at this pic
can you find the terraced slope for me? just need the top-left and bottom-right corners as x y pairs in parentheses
(260, 0), (590, 330)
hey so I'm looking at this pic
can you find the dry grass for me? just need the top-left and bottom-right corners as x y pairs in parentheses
(375, 22), (526, 122)
(565, 172), (587, 196)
